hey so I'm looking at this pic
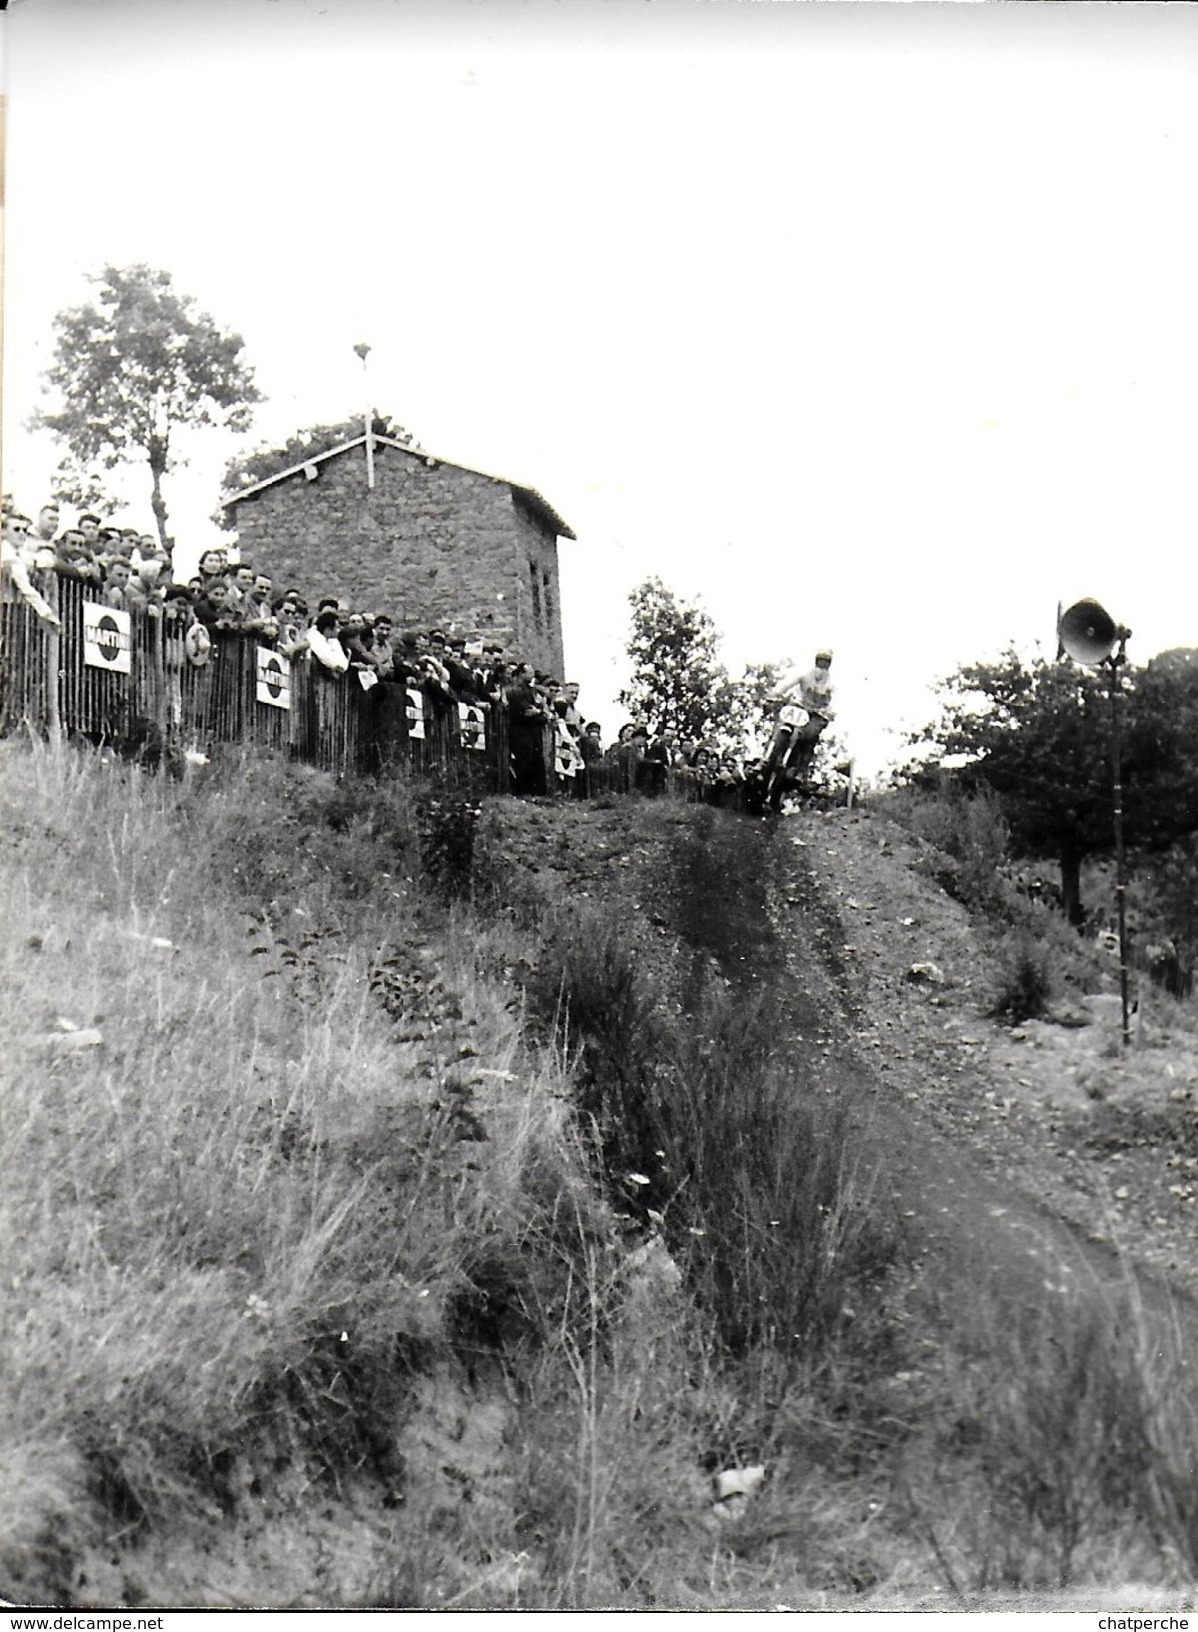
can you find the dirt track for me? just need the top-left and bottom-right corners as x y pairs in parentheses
(481, 788), (1198, 1381)
(763, 804), (1198, 1338)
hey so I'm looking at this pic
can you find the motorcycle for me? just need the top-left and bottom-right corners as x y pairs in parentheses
(760, 700), (827, 812)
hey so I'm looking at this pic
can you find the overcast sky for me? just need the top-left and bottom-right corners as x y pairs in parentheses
(4, 0), (1198, 775)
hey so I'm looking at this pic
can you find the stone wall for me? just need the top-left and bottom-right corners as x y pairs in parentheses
(510, 494), (566, 680)
(227, 442), (566, 674)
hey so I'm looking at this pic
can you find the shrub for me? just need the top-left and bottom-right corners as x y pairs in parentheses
(520, 904), (901, 1398)
(880, 784), (1012, 917)
(418, 797), (483, 902)
(901, 1278), (1194, 1591)
(988, 932), (1054, 1023)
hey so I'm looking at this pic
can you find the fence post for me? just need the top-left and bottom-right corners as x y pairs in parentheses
(45, 573), (62, 744)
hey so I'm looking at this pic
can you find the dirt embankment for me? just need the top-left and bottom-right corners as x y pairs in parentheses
(777, 805), (1198, 1312)
(481, 794), (1198, 1323)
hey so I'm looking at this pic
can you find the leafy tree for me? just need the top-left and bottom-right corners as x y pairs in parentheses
(619, 577), (812, 758)
(1130, 837), (1198, 994)
(33, 265), (262, 548)
(719, 659), (786, 752)
(907, 646), (1198, 924)
(47, 451), (121, 520)
(618, 577), (732, 742)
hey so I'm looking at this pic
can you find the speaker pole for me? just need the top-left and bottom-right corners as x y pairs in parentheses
(1107, 629), (1132, 1047)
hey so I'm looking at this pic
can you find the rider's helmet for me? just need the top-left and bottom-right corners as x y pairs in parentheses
(815, 649), (833, 666)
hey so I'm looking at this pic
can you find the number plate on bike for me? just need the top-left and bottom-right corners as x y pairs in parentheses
(778, 704), (807, 728)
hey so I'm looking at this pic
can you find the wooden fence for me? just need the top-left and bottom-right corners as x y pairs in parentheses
(0, 573), (764, 808)
(1, 575), (515, 794)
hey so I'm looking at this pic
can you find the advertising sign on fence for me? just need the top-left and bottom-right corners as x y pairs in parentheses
(82, 601), (132, 675)
(255, 647), (291, 709)
(555, 720), (583, 780)
(458, 702), (486, 751)
(405, 686), (425, 739)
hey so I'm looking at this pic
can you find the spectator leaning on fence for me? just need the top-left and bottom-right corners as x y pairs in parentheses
(444, 637), (480, 699)
(224, 562), (253, 615)
(1, 511), (60, 626)
(340, 612), (374, 671)
(505, 661), (550, 795)
(272, 595), (310, 659)
(54, 531), (98, 583)
(193, 577), (241, 634)
(247, 572), (275, 623)
(559, 681), (583, 738)
(103, 559), (138, 613)
(307, 609), (350, 674)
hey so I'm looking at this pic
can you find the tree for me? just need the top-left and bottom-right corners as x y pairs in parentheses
(719, 659), (786, 752)
(618, 577), (732, 742)
(907, 646), (1198, 924)
(47, 451), (122, 520)
(34, 265), (262, 548)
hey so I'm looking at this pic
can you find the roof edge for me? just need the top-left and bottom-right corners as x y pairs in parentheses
(221, 433), (576, 540)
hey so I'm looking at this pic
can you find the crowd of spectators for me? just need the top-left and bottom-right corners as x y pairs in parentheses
(1, 499), (804, 807)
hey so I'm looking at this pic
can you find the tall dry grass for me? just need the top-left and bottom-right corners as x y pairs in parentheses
(0, 740), (620, 1604)
(4, 739), (1198, 1608)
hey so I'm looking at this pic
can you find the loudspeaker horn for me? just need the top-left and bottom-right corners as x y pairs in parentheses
(1057, 597), (1119, 666)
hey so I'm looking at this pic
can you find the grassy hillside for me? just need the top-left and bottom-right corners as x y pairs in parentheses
(2, 739), (1197, 1609)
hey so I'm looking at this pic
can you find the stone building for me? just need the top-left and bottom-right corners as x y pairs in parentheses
(221, 426), (575, 676)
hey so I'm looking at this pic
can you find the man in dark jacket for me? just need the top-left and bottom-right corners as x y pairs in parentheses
(505, 662), (550, 795)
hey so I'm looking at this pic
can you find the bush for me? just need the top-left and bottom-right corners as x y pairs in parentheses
(520, 905), (901, 1396)
(901, 1279), (1195, 1591)
(880, 784), (1012, 917)
(988, 932), (1054, 1023)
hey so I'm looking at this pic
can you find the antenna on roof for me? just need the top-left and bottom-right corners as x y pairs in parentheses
(353, 342), (375, 490)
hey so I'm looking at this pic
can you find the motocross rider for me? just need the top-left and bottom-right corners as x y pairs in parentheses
(766, 649), (835, 775)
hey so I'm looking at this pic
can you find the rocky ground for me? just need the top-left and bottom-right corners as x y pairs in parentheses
(784, 802), (1198, 1309)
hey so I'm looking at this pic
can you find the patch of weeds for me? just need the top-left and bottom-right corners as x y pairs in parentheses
(244, 910), (350, 1008)
(988, 933), (1054, 1023)
(901, 1282), (1189, 1592)
(881, 785), (1013, 919)
(1080, 1101), (1198, 1160)
(194, 752), (422, 912)
(419, 797), (483, 901)
(524, 907), (903, 1396)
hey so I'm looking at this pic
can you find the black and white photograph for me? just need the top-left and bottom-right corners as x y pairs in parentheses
(3, 0), (1198, 1621)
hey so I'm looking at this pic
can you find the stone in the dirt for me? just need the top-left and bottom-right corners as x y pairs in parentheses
(713, 1464), (766, 1514)
(905, 962), (946, 986)
(29, 1026), (104, 1052)
(1050, 1008), (1092, 1029)
(1080, 994), (1124, 1025)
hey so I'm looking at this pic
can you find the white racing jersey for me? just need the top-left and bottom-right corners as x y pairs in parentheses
(774, 664), (835, 721)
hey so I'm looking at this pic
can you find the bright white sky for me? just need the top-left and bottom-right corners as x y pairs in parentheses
(4, 0), (1198, 777)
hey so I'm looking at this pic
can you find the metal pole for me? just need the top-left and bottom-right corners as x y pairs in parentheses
(1108, 638), (1131, 1047)
(353, 342), (374, 490)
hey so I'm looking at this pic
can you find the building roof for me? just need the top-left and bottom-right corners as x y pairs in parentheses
(221, 432), (576, 541)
